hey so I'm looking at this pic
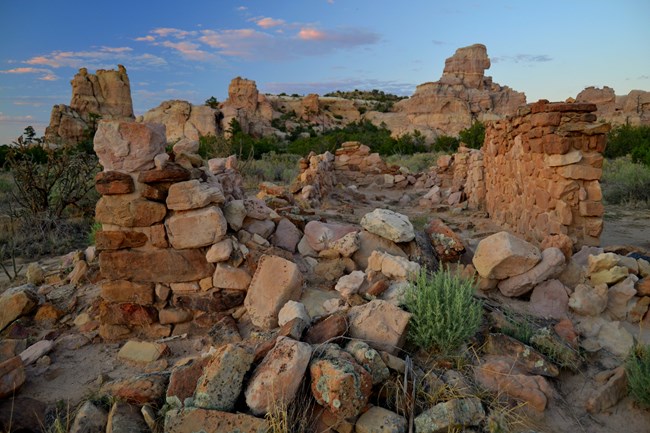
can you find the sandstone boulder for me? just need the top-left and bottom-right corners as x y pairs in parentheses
(304, 221), (358, 252)
(568, 283), (608, 316)
(309, 344), (372, 420)
(166, 206), (227, 249)
(348, 300), (411, 355)
(360, 209), (415, 243)
(194, 344), (254, 411)
(352, 230), (407, 270)
(414, 397), (485, 433)
(244, 255), (303, 329)
(473, 232), (542, 280)
(498, 248), (566, 296)
(0, 284), (38, 331)
(355, 406), (407, 433)
(94, 121), (165, 172)
(96, 196), (167, 227)
(529, 279), (569, 319)
(100, 249), (214, 283)
(245, 337), (312, 415)
(164, 408), (267, 433)
(166, 180), (225, 211)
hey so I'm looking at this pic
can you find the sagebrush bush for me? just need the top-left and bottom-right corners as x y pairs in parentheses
(626, 344), (650, 407)
(601, 156), (650, 207)
(404, 267), (482, 355)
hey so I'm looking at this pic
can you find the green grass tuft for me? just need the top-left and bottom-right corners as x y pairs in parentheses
(626, 344), (650, 407)
(403, 267), (482, 355)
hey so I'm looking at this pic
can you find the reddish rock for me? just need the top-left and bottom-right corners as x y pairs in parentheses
(164, 408), (268, 433)
(309, 344), (372, 420)
(172, 289), (245, 313)
(0, 356), (25, 399)
(304, 313), (348, 345)
(95, 170), (134, 195)
(530, 279), (569, 319)
(485, 334), (558, 377)
(166, 179), (225, 211)
(141, 183), (168, 201)
(99, 302), (157, 326)
(100, 249), (214, 283)
(554, 318), (579, 348)
(474, 356), (553, 412)
(166, 356), (210, 408)
(34, 304), (64, 326)
(473, 232), (542, 280)
(95, 230), (148, 250)
(636, 278), (650, 296)
(101, 280), (154, 305)
(425, 218), (465, 262)
(138, 163), (191, 183)
(101, 373), (168, 405)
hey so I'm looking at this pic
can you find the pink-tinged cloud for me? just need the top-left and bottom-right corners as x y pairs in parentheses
(1, 67), (48, 74)
(160, 41), (212, 61)
(152, 27), (196, 39)
(256, 17), (286, 29)
(237, 6), (248, 11)
(135, 35), (156, 42)
(1, 67), (58, 81)
(298, 28), (327, 41)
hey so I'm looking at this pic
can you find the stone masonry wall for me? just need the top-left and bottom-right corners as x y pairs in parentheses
(93, 120), (280, 340)
(482, 100), (609, 250)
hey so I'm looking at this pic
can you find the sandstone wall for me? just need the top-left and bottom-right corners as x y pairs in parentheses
(482, 100), (609, 250)
(92, 120), (272, 340)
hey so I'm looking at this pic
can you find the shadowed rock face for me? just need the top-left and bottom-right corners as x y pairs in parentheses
(45, 65), (135, 144)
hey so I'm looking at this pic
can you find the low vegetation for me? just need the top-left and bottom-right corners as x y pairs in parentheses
(323, 89), (408, 112)
(403, 267), (482, 355)
(605, 124), (650, 166)
(626, 344), (650, 407)
(601, 156), (650, 207)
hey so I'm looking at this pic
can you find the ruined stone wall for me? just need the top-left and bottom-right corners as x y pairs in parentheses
(93, 120), (275, 340)
(482, 100), (609, 250)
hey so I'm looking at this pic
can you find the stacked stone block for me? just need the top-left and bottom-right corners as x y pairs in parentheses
(93, 120), (269, 340)
(482, 100), (608, 250)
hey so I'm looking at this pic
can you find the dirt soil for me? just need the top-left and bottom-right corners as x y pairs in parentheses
(3, 183), (650, 433)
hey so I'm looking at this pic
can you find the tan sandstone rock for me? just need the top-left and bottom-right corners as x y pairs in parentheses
(473, 232), (542, 280)
(244, 255), (304, 329)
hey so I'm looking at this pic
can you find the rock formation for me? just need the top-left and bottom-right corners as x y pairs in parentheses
(45, 65), (134, 144)
(139, 100), (221, 142)
(365, 44), (526, 140)
(219, 77), (275, 137)
(576, 86), (650, 126)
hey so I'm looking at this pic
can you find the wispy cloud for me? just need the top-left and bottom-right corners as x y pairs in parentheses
(152, 28), (196, 39)
(141, 24), (382, 61)
(0, 112), (34, 122)
(263, 78), (415, 96)
(135, 35), (155, 42)
(23, 46), (167, 70)
(237, 6), (248, 11)
(492, 54), (552, 64)
(255, 17), (286, 29)
(160, 41), (212, 61)
(0, 67), (59, 81)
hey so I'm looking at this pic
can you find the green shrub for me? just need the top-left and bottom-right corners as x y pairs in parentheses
(432, 135), (459, 153)
(601, 156), (650, 207)
(385, 152), (441, 173)
(626, 344), (650, 407)
(606, 124), (650, 165)
(403, 267), (482, 355)
(459, 121), (486, 149)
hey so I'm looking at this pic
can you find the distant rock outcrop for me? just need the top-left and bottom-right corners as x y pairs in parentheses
(219, 77), (275, 137)
(576, 86), (650, 126)
(139, 100), (221, 142)
(45, 65), (134, 144)
(365, 44), (526, 141)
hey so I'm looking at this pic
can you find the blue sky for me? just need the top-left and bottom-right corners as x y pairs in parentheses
(1, 0), (648, 144)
